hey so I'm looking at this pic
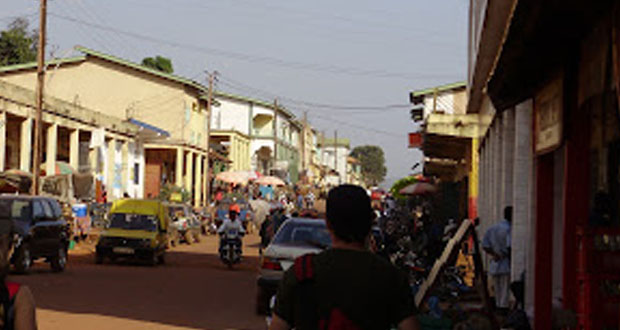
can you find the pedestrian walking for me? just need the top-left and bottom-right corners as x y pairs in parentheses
(0, 203), (37, 330)
(305, 191), (315, 209)
(270, 184), (419, 330)
(482, 206), (512, 310)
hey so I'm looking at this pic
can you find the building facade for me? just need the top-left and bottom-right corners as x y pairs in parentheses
(0, 46), (210, 207)
(469, 1), (620, 328)
(0, 78), (147, 200)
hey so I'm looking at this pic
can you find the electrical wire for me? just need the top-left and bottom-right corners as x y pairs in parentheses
(47, 12), (458, 80)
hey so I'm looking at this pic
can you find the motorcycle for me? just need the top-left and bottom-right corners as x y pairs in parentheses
(219, 228), (243, 269)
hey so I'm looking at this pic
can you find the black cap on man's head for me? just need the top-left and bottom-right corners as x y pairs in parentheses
(326, 184), (372, 243)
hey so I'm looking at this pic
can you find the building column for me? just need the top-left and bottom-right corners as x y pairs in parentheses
(121, 140), (129, 196)
(194, 154), (202, 207)
(20, 118), (32, 172)
(69, 128), (80, 171)
(512, 101), (533, 283)
(175, 147), (184, 187)
(493, 116), (503, 222)
(45, 124), (58, 176)
(106, 138), (116, 195)
(185, 150), (194, 194)
(468, 138), (479, 219)
(0, 112), (6, 172)
(501, 109), (515, 215)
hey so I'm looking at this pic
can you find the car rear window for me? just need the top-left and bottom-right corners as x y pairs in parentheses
(0, 199), (31, 221)
(109, 213), (158, 231)
(273, 221), (331, 248)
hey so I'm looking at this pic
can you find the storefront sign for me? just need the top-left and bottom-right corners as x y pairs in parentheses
(408, 132), (423, 148)
(534, 77), (563, 155)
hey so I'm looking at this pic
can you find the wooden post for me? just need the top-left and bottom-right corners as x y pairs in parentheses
(205, 72), (214, 205)
(32, 0), (47, 194)
(273, 99), (278, 176)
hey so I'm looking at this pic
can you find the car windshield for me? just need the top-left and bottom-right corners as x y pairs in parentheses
(272, 220), (332, 249)
(108, 213), (158, 231)
(0, 199), (31, 221)
(169, 206), (187, 219)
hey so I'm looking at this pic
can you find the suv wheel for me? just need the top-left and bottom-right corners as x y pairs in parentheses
(51, 246), (67, 272)
(14, 245), (31, 274)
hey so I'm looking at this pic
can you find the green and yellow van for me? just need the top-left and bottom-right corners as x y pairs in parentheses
(95, 199), (169, 266)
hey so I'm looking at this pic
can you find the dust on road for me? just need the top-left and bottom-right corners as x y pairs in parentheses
(9, 234), (266, 330)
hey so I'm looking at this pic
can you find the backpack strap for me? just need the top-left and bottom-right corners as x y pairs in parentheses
(294, 254), (314, 282)
(6, 283), (20, 300)
(293, 254), (320, 329)
(2, 282), (20, 330)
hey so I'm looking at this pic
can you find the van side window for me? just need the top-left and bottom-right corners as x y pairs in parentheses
(48, 200), (63, 218)
(42, 200), (54, 219)
(32, 201), (45, 220)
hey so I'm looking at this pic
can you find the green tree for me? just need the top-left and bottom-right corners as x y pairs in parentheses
(141, 56), (173, 73)
(350, 145), (387, 186)
(0, 18), (37, 66)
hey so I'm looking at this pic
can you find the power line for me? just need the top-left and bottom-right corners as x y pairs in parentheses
(47, 12), (458, 80)
(217, 75), (414, 112)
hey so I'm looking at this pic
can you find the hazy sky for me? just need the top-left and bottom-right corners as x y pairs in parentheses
(2, 0), (468, 187)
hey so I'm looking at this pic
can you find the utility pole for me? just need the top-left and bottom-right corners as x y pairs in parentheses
(32, 0), (47, 195)
(320, 130), (325, 183)
(301, 111), (307, 174)
(334, 130), (339, 185)
(272, 98), (278, 176)
(205, 71), (215, 206)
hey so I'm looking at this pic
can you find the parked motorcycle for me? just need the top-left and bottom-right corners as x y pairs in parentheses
(219, 227), (243, 269)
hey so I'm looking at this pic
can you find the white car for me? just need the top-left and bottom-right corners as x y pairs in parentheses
(256, 218), (331, 315)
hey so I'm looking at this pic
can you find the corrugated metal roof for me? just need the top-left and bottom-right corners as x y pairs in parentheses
(411, 81), (467, 97)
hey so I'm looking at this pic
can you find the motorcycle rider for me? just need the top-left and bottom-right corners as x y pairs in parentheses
(218, 204), (246, 254)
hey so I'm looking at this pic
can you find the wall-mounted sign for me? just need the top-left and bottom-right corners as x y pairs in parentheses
(534, 76), (563, 155)
(408, 132), (423, 148)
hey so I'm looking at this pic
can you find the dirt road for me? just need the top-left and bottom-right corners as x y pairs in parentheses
(9, 234), (266, 330)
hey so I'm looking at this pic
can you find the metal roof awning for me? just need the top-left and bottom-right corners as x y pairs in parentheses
(129, 118), (171, 139)
(423, 133), (469, 161)
(486, 0), (613, 110)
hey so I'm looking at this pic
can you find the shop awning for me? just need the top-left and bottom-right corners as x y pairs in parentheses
(486, 0), (613, 110)
(423, 133), (469, 161)
(128, 118), (171, 138)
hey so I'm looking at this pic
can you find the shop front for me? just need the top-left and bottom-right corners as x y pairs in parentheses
(473, 0), (620, 328)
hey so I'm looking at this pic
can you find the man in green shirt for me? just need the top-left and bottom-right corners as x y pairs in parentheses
(270, 184), (419, 330)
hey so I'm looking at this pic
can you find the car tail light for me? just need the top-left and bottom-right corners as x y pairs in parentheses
(261, 257), (282, 271)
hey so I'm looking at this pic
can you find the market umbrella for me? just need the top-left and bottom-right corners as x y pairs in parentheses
(399, 182), (437, 195)
(254, 175), (286, 186)
(41, 161), (76, 176)
(215, 170), (252, 184)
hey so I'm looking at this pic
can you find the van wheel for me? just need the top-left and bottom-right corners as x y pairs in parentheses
(14, 245), (31, 274)
(51, 246), (67, 272)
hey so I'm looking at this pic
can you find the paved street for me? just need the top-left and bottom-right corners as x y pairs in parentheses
(9, 234), (265, 330)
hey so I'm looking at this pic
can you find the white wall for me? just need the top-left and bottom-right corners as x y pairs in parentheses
(212, 98), (250, 135)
